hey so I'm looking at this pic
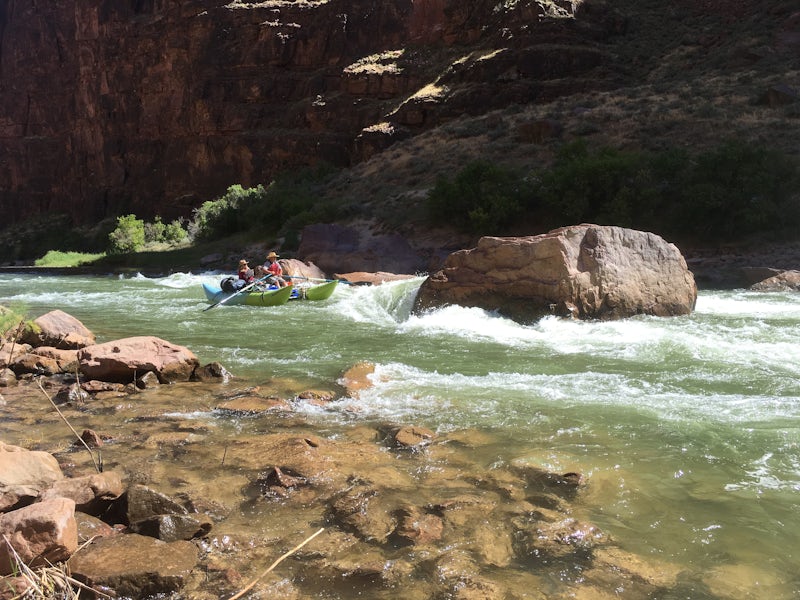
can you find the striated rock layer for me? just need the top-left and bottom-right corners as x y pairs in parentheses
(414, 224), (698, 322)
(0, 0), (620, 228)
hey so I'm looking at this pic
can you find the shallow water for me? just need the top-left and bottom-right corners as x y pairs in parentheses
(1, 272), (799, 598)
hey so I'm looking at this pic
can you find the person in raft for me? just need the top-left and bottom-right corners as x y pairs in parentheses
(257, 251), (289, 287)
(237, 259), (255, 284)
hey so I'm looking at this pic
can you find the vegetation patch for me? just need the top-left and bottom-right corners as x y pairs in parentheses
(35, 251), (106, 268)
(427, 139), (800, 242)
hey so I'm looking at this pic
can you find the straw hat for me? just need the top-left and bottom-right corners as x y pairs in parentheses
(267, 251), (279, 260)
(239, 259), (249, 267)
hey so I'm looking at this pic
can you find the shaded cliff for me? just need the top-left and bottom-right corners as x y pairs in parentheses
(0, 0), (623, 229)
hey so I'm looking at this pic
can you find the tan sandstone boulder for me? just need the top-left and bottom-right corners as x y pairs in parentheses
(78, 336), (200, 384)
(39, 471), (125, 514)
(413, 224), (697, 322)
(0, 442), (64, 512)
(20, 309), (95, 349)
(279, 258), (328, 281)
(749, 269), (800, 291)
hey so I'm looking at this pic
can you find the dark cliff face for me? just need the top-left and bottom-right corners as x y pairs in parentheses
(0, 0), (618, 228)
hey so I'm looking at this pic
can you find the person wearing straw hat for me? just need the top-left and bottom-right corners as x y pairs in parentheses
(237, 259), (255, 283)
(256, 251), (288, 287)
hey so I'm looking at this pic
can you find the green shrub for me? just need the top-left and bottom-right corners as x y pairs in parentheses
(144, 217), (166, 243)
(428, 140), (800, 242)
(189, 185), (268, 241)
(108, 214), (146, 254)
(162, 219), (189, 245)
(0, 304), (31, 349)
(536, 140), (652, 227)
(675, 141), (800, 239)
(144, 216), (188, 245)
(427, 161), (535, 233)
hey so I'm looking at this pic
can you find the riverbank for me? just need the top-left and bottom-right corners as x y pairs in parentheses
(3, 236), (800, 291)
(682, 238), (800, 288)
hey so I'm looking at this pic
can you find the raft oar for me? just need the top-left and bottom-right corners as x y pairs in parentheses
(202, 275), (271, 311)
(286, 276), (358, 285)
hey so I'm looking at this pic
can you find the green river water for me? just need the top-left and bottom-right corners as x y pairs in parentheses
(0, 272), (798, 599)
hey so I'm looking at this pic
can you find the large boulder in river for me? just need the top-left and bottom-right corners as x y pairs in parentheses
(78, 336), (199, 384)
(413, 225), (697, 322)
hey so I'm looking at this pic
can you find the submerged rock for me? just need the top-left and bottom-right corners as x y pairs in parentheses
(68, 533), (198, 597)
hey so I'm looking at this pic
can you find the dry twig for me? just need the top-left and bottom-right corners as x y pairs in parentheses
(35, 378), (102, 473)
(227, 527), (325, 600)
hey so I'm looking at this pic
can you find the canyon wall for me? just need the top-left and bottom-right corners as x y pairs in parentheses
(0, 0), (615, 227)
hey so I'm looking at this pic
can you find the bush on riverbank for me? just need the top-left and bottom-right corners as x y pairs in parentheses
(427, 139), (800, 243)
(188, 165), (345, 250)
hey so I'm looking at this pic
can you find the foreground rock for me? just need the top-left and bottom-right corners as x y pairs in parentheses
(0, 442), (64, 512)
(68, 534), (198, 597)
(19, 309), (96, 349)
(78, 336), (200, 384)
(0, 498), (77, 575)
(414, 224), (698, 322)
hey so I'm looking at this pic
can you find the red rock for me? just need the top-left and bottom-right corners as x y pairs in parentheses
(20, 310), (96, 350)
(78, 336), (199, 384)
(0, 498), (78, 575)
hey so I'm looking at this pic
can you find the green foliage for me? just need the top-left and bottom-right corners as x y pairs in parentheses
(35, 251), (106, 267)
(144, 217), (167, 243)
(537, 140), (656, 228)
(162, 220), (189, 245)
(427, 161), (535, 233)
(108, 214), (146, 254)
(0, 304), (30, 344)
(245, 164), (340, 230)
(189, 185), (268, 242)
(429, 140), (800, 243)
(676, 141), (800, 238)
(186, 165), (341, 242)
(144, 216), (188, 246)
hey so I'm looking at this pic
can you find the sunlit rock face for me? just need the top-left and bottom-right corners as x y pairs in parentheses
(413, 224), (698, 322)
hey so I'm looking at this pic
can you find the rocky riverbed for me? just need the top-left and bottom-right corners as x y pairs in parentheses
(1, 365), (688, 600)
(0, 306), (686, 599)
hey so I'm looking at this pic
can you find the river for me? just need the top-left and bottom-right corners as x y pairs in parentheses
(1, 272), (799, 599)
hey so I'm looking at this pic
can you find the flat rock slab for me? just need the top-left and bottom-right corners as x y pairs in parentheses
(68, 533), (198, 598)
(78, 336), (199, 383)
